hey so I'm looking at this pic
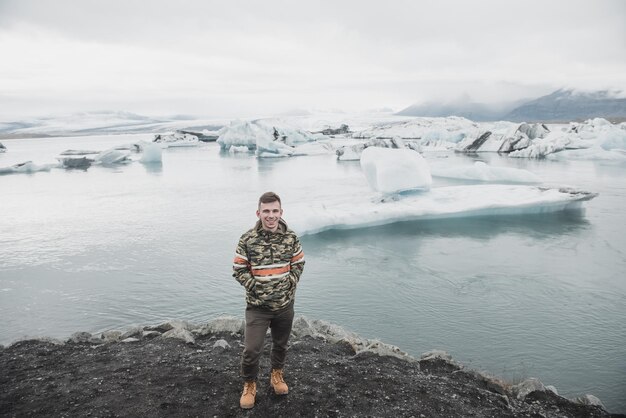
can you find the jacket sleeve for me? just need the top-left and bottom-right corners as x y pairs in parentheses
(289, 235), (305, 284)
(232, 236), (255, 292)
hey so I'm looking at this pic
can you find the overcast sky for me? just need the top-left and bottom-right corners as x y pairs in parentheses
(1, 0), (625, 119)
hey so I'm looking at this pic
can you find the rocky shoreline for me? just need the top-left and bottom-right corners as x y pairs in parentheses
(1, 317), (622, 417)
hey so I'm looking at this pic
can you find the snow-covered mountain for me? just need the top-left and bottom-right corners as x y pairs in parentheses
(503, 89), (626, 122)
(396, 95), (522, 121)
(398, 90), (626, 122)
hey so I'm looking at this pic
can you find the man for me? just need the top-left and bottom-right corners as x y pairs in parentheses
(232, 191), (305, 409)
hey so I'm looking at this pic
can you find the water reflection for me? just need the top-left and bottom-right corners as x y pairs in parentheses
(303, 211), (591, 248)
(142, 161), (163, 174)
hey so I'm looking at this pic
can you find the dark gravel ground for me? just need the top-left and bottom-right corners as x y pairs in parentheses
(0, 331), (622, 418)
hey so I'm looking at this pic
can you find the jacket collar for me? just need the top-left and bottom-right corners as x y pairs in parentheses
(254, 218), (287, 234)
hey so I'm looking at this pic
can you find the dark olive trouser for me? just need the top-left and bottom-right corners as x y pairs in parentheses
(241, 302), (295, 381)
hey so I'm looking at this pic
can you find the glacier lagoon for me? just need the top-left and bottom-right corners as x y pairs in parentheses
(1, 133), (625, 412)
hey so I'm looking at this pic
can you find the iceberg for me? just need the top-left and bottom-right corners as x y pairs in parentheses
(456, 122), (548, 154)
(255, 131), (294, 157)
(360, 147), (432, 194)
(153, 132), (199, 147)
(452, 117), (626, 158)
(217, 119), (316, 153)
(94, 149), (131, 165)
(288, 185), (597, 236)
(0, 161), (58, 175)
(139, 142), (163, 164)
(217, 120), (258, 150)
(431, 161), (541, 183)
(504, 118), (625, 159)
(353, 116), (478, 145)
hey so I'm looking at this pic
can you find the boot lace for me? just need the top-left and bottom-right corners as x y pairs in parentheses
(243, 381), (255, 395)
(272, 369), (285, 384)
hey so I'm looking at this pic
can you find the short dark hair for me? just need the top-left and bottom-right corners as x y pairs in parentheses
(258, 191), (281, 208)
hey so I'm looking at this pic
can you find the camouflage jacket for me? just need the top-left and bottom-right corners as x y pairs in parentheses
(232, 219), (305, 310)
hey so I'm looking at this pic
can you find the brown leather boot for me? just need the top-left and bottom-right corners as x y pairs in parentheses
(270, 369), (289, 395)
(239, 381), (256, 409)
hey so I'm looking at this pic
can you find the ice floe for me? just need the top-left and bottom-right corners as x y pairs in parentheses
(288, 186), (597, 236)
(0, 161), (58, 175)
(217, 119), (317, 157)
(431, 161), (541, 183)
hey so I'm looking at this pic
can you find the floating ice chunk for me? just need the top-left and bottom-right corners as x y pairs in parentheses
(153, 131), (199, 147)
(59, 149), (99, 156)
(432, 161), (540, 183)
(256, 131), (294, 157)
(288, 185), (597, 236)
(140, 142), (163, 163)
(94, 149), (131, 165)
(360, 147), (432, 194)
(229, 145), (251, 154)
(0, 161), (58, 175)
(510, 118), (626, 158)
(217, 120), (259, 150)
(291, 142), (334, 156)
(217, 119), (316, 151)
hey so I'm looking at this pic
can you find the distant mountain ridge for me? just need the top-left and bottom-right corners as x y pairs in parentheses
(397, 89), (626, 122)
(503, 89), (626, 122)
(0, 111), (225, 138)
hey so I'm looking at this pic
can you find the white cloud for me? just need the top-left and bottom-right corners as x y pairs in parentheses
(0, 0), (625, 119)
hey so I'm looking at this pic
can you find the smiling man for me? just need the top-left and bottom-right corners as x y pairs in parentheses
(232, 191), (305, 409)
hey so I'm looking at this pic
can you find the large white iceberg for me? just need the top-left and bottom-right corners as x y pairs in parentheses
(360, 147), (432, 194)
(353, 116), (478, 146)
(452, 118), (626, 159)
(510, 119), (626, 159)
(217, 119), (317, 156)
(288, 185), (597, 236)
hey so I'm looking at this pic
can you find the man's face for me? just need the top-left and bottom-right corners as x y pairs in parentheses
(257, 200), (283, 232)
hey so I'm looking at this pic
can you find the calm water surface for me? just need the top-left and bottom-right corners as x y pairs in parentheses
(1, 134), (625, 411)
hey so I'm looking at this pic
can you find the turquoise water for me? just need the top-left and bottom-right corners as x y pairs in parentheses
(1, 134), (625, 411)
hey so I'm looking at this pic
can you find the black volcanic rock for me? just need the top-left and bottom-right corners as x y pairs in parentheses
(0, 326), (620, 417)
